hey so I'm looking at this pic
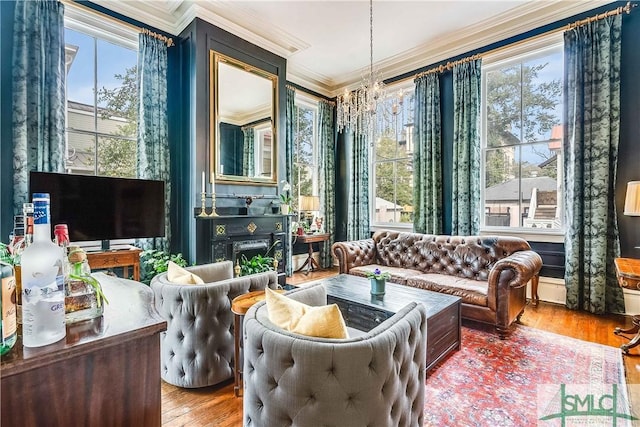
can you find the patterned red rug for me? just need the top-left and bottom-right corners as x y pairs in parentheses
(424, 323), (630, 427)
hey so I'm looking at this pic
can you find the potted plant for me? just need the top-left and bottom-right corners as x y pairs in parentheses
(280, 181), (292, 215)
(238, 240), (280, 276)
(139, 249), (188, 285)
(365, 268), (391, 296)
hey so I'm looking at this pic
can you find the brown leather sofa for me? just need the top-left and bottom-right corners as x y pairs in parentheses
(331, 231), (543, 338)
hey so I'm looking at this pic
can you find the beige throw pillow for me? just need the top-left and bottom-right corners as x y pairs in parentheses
(167, 261), (204, 285)
(265, 287), (348, 339)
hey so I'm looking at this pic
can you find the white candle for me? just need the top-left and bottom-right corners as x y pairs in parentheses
(211, 172), (215, 193)
(201, 171), (205, 194)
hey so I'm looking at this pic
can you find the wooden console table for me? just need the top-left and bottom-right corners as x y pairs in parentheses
(614, 257), (640, 353)
(295, 232), (330, 274)
(0, 274), (166, 426)
(87, 248), (142, 281)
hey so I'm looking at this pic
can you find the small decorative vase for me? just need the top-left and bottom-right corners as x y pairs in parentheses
(370, 278), (386, 296)
(281, 204), (290, 215)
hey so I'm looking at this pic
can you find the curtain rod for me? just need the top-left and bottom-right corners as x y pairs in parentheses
(61, 0), (174, 47)
(408, 1), (637, 82)
(140, 28), (174, 47)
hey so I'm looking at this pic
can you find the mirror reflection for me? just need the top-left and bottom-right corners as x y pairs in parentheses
(212, 52), (277, 184)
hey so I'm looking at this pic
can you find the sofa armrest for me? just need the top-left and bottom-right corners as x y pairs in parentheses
(488, 250), (543, 290)
(331, 239), (377, 274)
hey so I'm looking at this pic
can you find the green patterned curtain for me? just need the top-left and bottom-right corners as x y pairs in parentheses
(451, 59), (481, 235)
(563, 15), (624, 314)
(346, 132), (369, 240)
(12, 0), (66, 215)
(284, 86), (295, 276)
(318, 100), (336, 268)
(137, 34), (170, 251)
(242, 126), (255, 176)
(413, 73), (442, 234)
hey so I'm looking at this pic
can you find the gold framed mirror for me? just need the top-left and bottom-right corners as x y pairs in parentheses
(210, 51), (278, 185)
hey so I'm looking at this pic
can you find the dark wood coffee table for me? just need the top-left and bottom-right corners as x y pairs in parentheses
(319, 274), (461, 371)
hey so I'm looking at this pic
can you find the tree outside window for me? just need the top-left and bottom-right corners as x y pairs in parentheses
(372, 88), (415, 225)
(292, 102), (318, 218)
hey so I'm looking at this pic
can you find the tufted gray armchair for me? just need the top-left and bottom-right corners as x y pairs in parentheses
(243, 283), (428, 427)
(150, 261), (278, 388)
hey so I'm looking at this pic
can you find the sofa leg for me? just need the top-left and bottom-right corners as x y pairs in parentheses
(496, 327), (509, 340)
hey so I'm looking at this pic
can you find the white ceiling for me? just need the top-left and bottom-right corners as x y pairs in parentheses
(93, 0), (610, 97)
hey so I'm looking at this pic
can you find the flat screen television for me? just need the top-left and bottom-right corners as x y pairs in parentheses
(29, 172), (165, 244)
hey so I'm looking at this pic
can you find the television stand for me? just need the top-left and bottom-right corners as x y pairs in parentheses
(86, 248), (142, 281)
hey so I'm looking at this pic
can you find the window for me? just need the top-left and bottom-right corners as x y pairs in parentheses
(481, 38), (564, 232)
(64, 10), (138, 177)
(292, 96), (318, 220)
(371, 83), (415, 225)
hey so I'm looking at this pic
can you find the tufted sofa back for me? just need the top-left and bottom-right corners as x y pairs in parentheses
(243, 283), (427, 427)
(373, 231), (532, 282)
(151, 262), (278, 388)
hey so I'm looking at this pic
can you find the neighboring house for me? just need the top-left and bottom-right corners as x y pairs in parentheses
(374, 197), (404, 223)
(485, 176), (558, 227)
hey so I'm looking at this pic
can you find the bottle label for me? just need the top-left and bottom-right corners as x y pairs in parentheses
(2, 275), (17, 340)
(33, 199), (49, 226)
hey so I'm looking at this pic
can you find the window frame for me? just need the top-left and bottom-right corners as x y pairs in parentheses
(292, 93), (319, 214)
(63, 5), (138, 177)
(479, 34), (565, 243)
(369, 80), (416, 231)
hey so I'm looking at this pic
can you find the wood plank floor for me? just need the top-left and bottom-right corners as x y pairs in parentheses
(161, 268), (640, 426)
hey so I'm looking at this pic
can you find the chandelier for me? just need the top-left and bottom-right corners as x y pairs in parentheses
(336, 0), (386, 138)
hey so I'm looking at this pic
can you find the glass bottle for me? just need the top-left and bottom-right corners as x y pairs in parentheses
(0, 260), (17, 355)
(64, 246), (106, 323)
(21, 193), (66, 347)
(9, 215), (26, 320)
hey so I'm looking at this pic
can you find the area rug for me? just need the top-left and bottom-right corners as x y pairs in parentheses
(424, 324), (632, 427)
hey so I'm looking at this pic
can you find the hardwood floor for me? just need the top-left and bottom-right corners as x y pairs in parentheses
(161, 268), (640, 426)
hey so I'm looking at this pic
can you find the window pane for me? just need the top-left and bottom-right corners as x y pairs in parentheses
(96, 39), (137, 135)
(486, 65), (522, 147)
(374, 162), (397, 223)
(397, 158), (414, 223)
(520, 143), (560, 230)
(66, 28), (96, 132)
(484, 146), (522, 227)
(97, 136), (136, 178)
(521, 53), (563, 143)
(66, 131), (95, 174)
(292, 104), (317, 215)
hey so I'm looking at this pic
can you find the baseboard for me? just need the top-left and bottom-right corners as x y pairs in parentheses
(529, 276), (639, 316)
(528, 276), (566, 305)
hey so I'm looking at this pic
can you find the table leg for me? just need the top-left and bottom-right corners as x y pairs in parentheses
(233, 313), (242, 397)
(616, 315), (640, 354)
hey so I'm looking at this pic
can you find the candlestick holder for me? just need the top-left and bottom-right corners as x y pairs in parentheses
(197, 192), (208, 217)
(208, 193), (219, 217)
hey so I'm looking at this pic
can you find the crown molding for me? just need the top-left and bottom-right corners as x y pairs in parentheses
(324, 0), (611, 97)
(178, 2), (309, 57)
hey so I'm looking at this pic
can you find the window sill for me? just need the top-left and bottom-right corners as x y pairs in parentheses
(479, 228), (564, 243)
(370, 223), (413, 234)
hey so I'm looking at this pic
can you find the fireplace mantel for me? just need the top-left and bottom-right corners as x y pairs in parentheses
(195, 214), (289, 285)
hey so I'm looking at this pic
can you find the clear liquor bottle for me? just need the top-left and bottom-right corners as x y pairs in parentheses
(21, 193), (66, 347)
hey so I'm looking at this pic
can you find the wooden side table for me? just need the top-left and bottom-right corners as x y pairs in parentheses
(295, 232), (330, 275)
(231, 289), (284, 397)
(613, 257), (640, 353)
(86, 248), (142, 281)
